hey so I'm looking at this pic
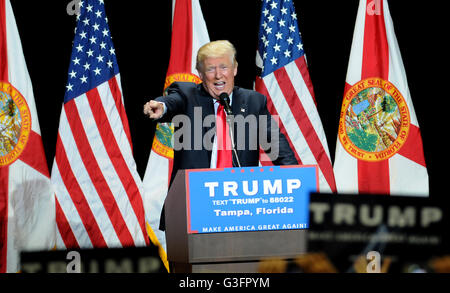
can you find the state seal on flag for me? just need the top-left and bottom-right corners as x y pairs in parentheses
(153, 72), (202, 159)
(0, 81), (31, 166)
(338, 78), (410, 162)
(152, 123), (174, 159)
(164, 72), (202, 92)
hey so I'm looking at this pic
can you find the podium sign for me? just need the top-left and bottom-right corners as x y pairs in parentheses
(185, 165), (318, 234)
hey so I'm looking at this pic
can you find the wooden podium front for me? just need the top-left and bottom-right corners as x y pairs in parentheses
(164, 168), (311, 273)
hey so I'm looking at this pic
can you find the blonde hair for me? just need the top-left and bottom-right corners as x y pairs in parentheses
(196, 40), (238, 72)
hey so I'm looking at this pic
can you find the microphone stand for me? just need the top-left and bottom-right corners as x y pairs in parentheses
(225, 113), (241, 168)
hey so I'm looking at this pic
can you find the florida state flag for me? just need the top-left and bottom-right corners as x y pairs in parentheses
(334, 0), (428, 196)
(0, 0), (55, 272)
(142, 0), (209, 271)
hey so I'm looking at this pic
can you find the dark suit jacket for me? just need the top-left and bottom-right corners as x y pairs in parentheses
(155, 82), (298, 229)
(155, 82), (298, 179)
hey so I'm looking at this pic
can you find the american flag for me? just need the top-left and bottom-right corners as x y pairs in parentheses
(51, 0), (149, 249)
(255, 0), (336, 192)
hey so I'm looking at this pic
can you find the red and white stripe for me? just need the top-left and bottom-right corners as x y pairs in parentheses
(334, 0), (428, 196)
(256, 56), (337, 193)
(52, 75), (149, 249)
(1, 0), (55, 273)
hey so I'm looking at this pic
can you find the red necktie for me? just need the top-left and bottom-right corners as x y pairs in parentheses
(216, 103), (233, 168)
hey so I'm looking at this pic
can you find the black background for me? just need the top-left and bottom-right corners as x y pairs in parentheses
(10, 0), (448, 203)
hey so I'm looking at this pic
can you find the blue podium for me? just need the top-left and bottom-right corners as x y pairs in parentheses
(164, 165), (317, 272)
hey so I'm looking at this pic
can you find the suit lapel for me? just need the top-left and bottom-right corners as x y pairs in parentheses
(195, 84), (214, 164)
(232, 87), (248, 116)
(230, 87), (248, 167)
(196, 84), (214, 116)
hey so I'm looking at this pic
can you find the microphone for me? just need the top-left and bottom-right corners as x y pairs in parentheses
(219, 92), (232, 116)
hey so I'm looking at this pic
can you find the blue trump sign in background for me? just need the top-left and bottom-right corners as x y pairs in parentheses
(186, 165), (318, 234)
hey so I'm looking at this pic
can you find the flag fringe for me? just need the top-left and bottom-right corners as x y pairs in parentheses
(146, 222), (169, 272)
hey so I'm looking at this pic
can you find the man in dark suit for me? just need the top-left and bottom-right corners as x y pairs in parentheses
(144, 40), (297, 230)
(144, 40), (297, 177)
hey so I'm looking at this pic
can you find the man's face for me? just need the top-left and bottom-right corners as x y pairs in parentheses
(199, 55), (237, 100)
